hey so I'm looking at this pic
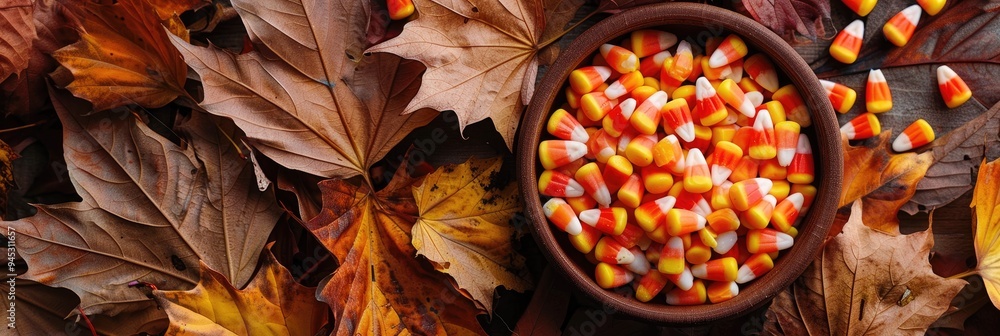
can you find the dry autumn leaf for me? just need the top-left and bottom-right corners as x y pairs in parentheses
(144, 0), (209, 20)
(0, 278), (83, 335)
(367, 0), (581, 150)
(0, 138), (15, 217)
(153, 251), (328, 335)
(3, 89), (280, 321)
(169, 0), (436, 179)
(305, 163), (485, 335)
(765, 201), (967, 335)
(412, 157), (531, 312)
(0, 0), (33, 83)
(738, 0), (830, 42)
(972, 157), (1000, 308)
(1, 0), (79, 117)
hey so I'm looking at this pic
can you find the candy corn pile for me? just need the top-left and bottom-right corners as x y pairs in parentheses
(537, 31), (818, 305)
(827, 1), (973, 152)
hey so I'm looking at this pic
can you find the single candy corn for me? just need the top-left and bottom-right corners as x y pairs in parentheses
(717, 78), (756, 117)
(729, 155), (759, 183)
(661, 98), (697, 142)
(820, 80), (857, 114)
(605, 71), (644, 99)
(840, 112), (881, 140)
(570, 66), (613, 94)
(665, 279), (706, 305)
(665, 266), (696, 291)
(601, 44), (639, 74)
(758, 158), (787, 180)
(642, 164), (674, 194)
(713, 231), (739, 254)
(918, 0), (946, 16)
(614, 223), (646, 249)
(626, 134), (658, 167)
(696, 77), (728, 126)
(866, 69), (893, 113)
(893, 119), (935, 152)
(691, 257), (738, 282)
(787, 134), (815, 184)
(790, 184), (816, 214)
(744, 54), (779, 92)
(710, 141), (743, 185)
(723, 57), (744, 82)
(631, 85), (658, 104)
(742, 195), (777, 230)
(665, 208), (707, 236)
(708, 281), (740, 303)
(387, 0), (414, 20)
(630, 90), (668, 135)
(603, 155), (633, 194)
(587, 129), (617, 163)
(543, 198), (583, 235)
(595, 237), (636, 264)
(769, 180), (790, 202)
(575, 162), (612, 206)
(771, 192), (804, 232)
(618, 174), (645, 208)
(595, 263), (634, 289)
(710, 181), (734, 211)
(686, 236), (712, 265)
(579, 207), (628, 236)
(658, 236), (686, 274)
(539, 140), (587, 170)
(635, 271), (670, 302)
(631, 30), (678, 58)
(830, 20), (864, 64)
(566, 194), (597, 213)
(730, 178), (773, 212)
(736, 253), (774, 284)
(675, 187), (713, 217)
(538, 170), (585, 198)
(746, 229), (794, 253)
(710, 34), (749, 68)
(884, 5), (921, 47)
(666, 40), (694, 81)
(772, 84), (811, 127)
(938, 65), (972, 108)
(774, 121), (800, 167)
(547, 109), (590, 142)
(698, 228), (718, 248)
(625, 247), (651, 275)
(581, 91), (619, 121)
(635, 195), (676, 232)
(841, 0), (876, 17)
(749, 110), (777, 160)
(569, 223), (602, 253)
(701, 57), (730, 81)
(639, 50), (672, 77)
(684, 148), (713, 193)
(602, 99), (637, 138)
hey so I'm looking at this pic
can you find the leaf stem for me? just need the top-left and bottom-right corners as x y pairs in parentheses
(77, 307), (98, 336)
(0, 120), (48, 134)
(538, 9), (601, 50)
(947, 269), (980, 279)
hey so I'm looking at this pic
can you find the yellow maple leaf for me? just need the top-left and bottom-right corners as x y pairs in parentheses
(973, 158), (1000, 308)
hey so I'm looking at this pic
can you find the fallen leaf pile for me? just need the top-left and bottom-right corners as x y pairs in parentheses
(1, 0), (998, 334)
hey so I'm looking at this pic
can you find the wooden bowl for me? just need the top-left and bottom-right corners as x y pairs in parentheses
(517, 2), (842, 324)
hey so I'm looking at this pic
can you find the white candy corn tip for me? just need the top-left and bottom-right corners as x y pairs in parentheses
(727, 63), (744, 82)
(696, 77), (716, 99)
(746, 91), (764, 107)
(542, 198), (564, 216)
(564, 141), (589, 161)
(695, 213), (708, 230)
(564, 179), (585, 198)
(753, 109), (774, 130)
(687, 148), (708, 167)
(739, 98), (757, 117)
(713, 231), (738, 254)
(754, 178), (774, 196)
(840, 121), (858, 139)
(594, 66), (613, 80)
(597, 147), (616, 162)
(892, 133), (914, 152)
(777, 149), (796, 167)
(675, 122), (696, 142)
(937, 65), (959, 85)
(693, 198), (712, 217)
(626, 250), (650, 275)
(593, 186), (612, 206)
(676, 40), (692, 55)
(622, 55), (639, 72)
(711, 166), (733, 186)
(646, 90), (669, 107)
(599, 44), (615, 57)
(672, 268), (695, 291)
(785, 193), (805, 211)
(819, 79), (836, 93)
(578, 209), (601, 225)
(901, 4), (922, 25)
(796, 134), (813, 154)
(736, 265), (756, 284)
(652, 50), (673, 64)
(653, 31), (678, 49)
(868, 69), (887, 83)
(570, 126), (590, 143)
(844, 20), (865, 38)
(616, 248), (636, 264)
(654, 195), (678, 211)
(775, 231), (794, 250)
(605, 83), (628, 99)
(690, 263), (709, 279)
(762, 194), (777, 206)
(709, 49), (731, 68)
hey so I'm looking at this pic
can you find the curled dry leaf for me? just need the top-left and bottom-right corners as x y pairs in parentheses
(52, 0), (190, 111)
(170, 0), (435, 179)
(765, 201), (967, 335)
(306, 164), (485, 335)
(3, 89), (280, 321)
(153, 252), (328, 336)
(1, 0), (79, 117)
(412, 157), (532, 313)
(738, 0), (831, 42)
(367, 0), (572, 150)
(973, 157), (1000, 308)
(0, 0), (33, 83)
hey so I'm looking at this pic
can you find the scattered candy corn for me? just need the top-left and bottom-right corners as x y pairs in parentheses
(819, 80), (857, 114)
(830, 20), (864, 64)
(893, 119), (935, 152)
(866, 69), (893, 113)
(841, 0), (877, 17)
(840, 112), (881, 140)
(884, 5), (921, 47)
(938, 65), (972, 108)
(917, 0), (946, 16)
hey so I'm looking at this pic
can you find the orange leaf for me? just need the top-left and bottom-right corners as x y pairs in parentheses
(367, 0), (570, 150)
(153, 252), (328, 335)
(144, 0), (209, 20)
(169, 0), (435, 179)
(305, 165), (485, 335)
(412, 157), (532, 313)
(766, 200), (967, 335)
(973, 157), (1000, 308)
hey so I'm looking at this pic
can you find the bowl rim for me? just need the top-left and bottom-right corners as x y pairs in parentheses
(517, 2), (843, 324)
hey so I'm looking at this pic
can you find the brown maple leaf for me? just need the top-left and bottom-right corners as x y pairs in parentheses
(412, 157), (532, 312)
(306, 163), (485, 335)
(1, 0), (79, 117)
(3, 89), (280, 322)
(153, 251), (328, 335)
(366, 0), (586, 150)
(738, 0), (830, 42)
(0, 0), (33, 83)
(169, 0), (436, 179)
(765, 200), (967, 335)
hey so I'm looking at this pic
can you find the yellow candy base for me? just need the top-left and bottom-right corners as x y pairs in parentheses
(883, 25), (909, 47)
(829, 45), (858, 64)
(946, 91), (972, 108)
(867, 100), (893, 113)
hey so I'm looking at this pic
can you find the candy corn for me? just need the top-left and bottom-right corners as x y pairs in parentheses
(665, 278), (705, 305)
(666, 40), (694, 81)
(547, 109), (590, 142)
(570, 66), (613, 94)
(686, 236), (712, 265)
(918, 0), (946, 16)
(642, 165), (675, 194)
(771, 192), (804, 232)
(708, 281), (740, 303)
(625, 247), (651, 275)
(696, 77), (728, 126)
(626, 134), (658, 167)
(661, 98), (696, 142)
(601, 44), (639, 74)
(713, 231), (738, 254)
(539, 140), (587, 170)
(658, 236), (687, 274)
(710, 35), (749, 68)
(746, 229), (794, 254)
(749, 110), (777, 160)
(630, 90), (668, 135)
(866, 69), (893, 113)
(538, 170), (585, 198)
(684, 148), (713, 193)
(841, 0), (877, 17)
(717, 78), (756, 117)
(542, 198), (583, 235)
(736, 253), (774, 284)
(884, 5), (921, 47)
(639, 51), (672, 77)
(787, 134), (815, 184)
(635, 271), (670, 302)
(730, 178), (773, 212)
(893, 119), (935, 152)
(636, 195), (676, 232)
(388, 0), (414, 20)
(744, 54), (779, 92)
(595, 263), (634, 289)
(938, 65), (972, 108)
(742, 195), (777, 230)
(772, 85), (810, 127)
(691, 257), (738, 282)
(710, 141), (743, 185)
(595, 237), (636, 264)
(820, 80), (857, 114)
(830, 20), (864, 64)
(579, 207), (628, 236)
(631, 30), (678, 58)
(618, 174), (645, 208)
(774, 121), (800, 167)
(569, 224), (602, 254)
(576, 162), (612, 206)
(665, 208), (707, 236)
(581, 91), (619, 121)
(606, 71), (644, 99)
(840, 112), (881, 140)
